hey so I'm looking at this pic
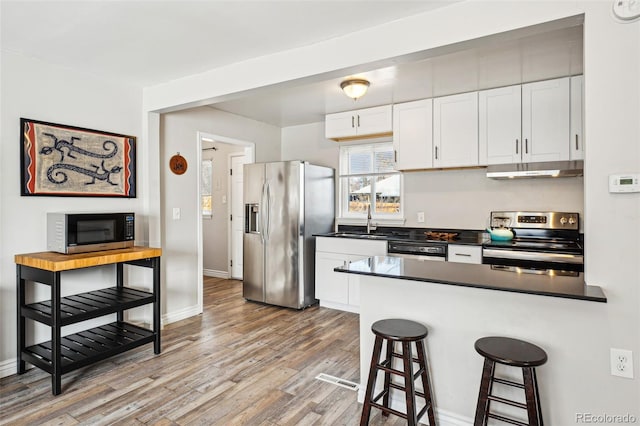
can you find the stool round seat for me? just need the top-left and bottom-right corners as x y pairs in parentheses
(371, 319), (428, 341)
(475, 336), (547, 367)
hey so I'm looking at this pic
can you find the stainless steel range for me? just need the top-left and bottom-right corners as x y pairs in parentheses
(482, 211), (583, 271)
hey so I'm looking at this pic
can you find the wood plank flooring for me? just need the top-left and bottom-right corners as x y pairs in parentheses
(1, 277), (404, 425)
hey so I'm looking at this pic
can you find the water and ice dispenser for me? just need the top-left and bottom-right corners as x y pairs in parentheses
(245, 204), (260, 233)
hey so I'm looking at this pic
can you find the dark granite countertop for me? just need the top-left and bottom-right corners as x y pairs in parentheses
(316, 226), (488, 245)
(334, 256), (606, 303)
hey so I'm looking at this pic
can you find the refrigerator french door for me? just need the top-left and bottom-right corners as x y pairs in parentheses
(243, 161), (334, 309)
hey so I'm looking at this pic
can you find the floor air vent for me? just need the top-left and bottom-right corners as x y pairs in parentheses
(315, 373), (359, 391)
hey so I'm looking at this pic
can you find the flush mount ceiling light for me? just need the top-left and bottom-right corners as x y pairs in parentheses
(340, 79), (370, 100)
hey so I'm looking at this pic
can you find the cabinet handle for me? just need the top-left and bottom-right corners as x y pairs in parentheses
(351, 116), (355, 128)
(394, 150), (397, 163)
(455, 253), (472, 257)
(525, 138), (529, 154)
(575, 134), (579, 150)
(435, 146), (438, 160)
(357, 115), (361, 127)
(516, 139), (519, 154)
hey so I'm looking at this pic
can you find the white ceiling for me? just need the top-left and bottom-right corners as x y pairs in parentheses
(1, 0), (458, 86)
(1, 1), (583, 128)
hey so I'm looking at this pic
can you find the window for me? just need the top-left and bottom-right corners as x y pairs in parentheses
(339, 143), (402, 218)
(201, 159), (213, 218)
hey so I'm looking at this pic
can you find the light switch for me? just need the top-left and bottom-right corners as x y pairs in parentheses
(173, 207), (181, 220)
(222, 195), (227, 204)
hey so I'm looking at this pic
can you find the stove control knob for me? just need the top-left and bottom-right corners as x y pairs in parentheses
(560, 216), (568, 225)
(568, 217), (576, 225)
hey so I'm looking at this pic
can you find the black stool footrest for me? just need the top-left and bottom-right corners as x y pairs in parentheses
(493, 377), (525, 389)
(488, 412), (530, 426)
(375, 363), (407, 377)
(388, 382), (427, 400)
(369, 402), (409, 420)
(488, 394), (527, 410)
(371, 389), (389, 405)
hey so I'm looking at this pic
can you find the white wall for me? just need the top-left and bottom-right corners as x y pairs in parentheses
(281, 122), (584, 230)
(281, 122), (338, 169)
(160, 106), (280, 322)
(0, 52), (144, 371)
(144, 1), (639, 422)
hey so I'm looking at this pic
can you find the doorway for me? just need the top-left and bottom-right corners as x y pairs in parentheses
(229, 153), (250, 279)
(197, 131), (254, 312)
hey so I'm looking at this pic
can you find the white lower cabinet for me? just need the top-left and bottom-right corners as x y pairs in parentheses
(447, 244), (482, 264)
(315, 237), (387, 313)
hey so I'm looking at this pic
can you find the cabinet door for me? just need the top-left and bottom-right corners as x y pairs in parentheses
(522, 77), (570, 163)
(479, 85), (522, 165)
(356, 105), (393, 136)
(570, 75), (584, 161)
(433, 92), (479, 168)
(325, 111), (357, 139)
(315, 252), (349, 304)
(393, 99), (433, 170)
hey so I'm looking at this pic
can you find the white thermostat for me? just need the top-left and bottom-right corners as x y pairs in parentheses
(609, 173), (640, 193)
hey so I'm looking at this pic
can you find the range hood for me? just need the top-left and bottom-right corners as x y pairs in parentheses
(486, 160), (584, 179)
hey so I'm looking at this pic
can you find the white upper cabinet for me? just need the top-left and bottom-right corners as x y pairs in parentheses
(325, 105), (392, 141)
(522, 77), (571, 163)
(393, 99), (433, 170)
(433, 91), (479, 168)
(570, 75), (584, 160)
(479, 84), (522, 165)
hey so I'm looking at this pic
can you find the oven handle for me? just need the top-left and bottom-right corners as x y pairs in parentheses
(482, 248), (583, 264)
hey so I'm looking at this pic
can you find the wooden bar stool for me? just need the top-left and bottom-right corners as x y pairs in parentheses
(360, 319), (437, 426)
(473, 336), (548, 426)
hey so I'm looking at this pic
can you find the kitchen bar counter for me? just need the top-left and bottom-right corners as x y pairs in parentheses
(334, 256), (606, 302)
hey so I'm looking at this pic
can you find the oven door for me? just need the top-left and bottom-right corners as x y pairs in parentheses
(482, 248), (583, 272)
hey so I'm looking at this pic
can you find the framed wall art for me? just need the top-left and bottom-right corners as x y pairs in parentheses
(20, 118), (136, 197)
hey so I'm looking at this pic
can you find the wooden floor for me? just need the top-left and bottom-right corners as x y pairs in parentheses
(1, 277), (405, 425)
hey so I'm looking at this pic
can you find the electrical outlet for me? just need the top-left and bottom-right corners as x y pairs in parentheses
(610, 348), (634, 378)
(417, 212), (425, 223)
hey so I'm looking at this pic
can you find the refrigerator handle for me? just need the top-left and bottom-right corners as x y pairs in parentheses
(265, 181), (271, 241)
(260, 181), (267, 243)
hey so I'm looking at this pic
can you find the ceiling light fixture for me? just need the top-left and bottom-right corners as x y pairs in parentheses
(340, 79), (370, 100)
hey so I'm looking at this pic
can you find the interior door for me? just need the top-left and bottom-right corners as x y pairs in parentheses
(230, 154), (249, 279)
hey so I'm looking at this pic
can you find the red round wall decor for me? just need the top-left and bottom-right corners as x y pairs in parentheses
(169, 153), (188, 175)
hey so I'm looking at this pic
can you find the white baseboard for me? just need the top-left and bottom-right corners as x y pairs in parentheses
(0, 358), (19, 379)
(161, 304), (202, 325)
(203, 268), (229, 279)
(357, 388), (472, 426)
(319, 300), (360, 314)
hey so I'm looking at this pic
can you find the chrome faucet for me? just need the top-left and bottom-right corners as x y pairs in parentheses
(367, 204), (377, 234)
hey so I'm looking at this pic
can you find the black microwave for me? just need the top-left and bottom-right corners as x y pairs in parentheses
(47, 212), (135, 254)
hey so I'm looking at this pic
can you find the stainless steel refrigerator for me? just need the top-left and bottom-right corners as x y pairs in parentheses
(243, 161), (335, 309)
